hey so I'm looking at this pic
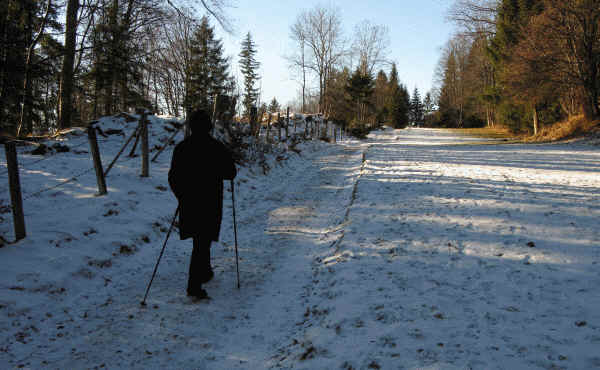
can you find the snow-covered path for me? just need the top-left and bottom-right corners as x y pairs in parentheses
(279, 128), (600, 369)
(2, 125), (600, 369)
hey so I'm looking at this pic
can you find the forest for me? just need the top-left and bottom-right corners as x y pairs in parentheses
(435, 0), (600, 135)
(0, 0), (598, 138)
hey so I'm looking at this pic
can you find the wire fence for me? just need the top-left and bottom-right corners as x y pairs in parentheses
(1, 122), (164, 242)
(0, 133), (131, 176)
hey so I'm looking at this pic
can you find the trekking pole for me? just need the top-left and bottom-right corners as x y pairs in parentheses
(231, 179), (240, 289)
(140, 206), (180, 306)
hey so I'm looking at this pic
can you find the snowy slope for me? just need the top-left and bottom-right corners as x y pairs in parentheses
(1, 123), (599, 369)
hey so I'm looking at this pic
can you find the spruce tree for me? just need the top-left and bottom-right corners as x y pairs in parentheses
(268, 97), (280, 113)
(346, 67), (374, 125)
(374, 70), (389, 125)
(387, 63), (410, 128)
(239, 32), (260, 119)
(410, 87), (423, 125)
(186, 16), (230, 117)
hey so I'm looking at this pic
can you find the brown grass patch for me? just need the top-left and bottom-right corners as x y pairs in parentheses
(440, 126), (514, 140)
(527, 115), (600, 142)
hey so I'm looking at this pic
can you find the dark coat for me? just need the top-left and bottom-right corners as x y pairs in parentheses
(168, 133), (237, 241)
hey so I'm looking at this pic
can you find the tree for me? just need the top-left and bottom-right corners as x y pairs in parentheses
(410, 87), (424, 125)
(387, 63), (410, 128)
(268, 97), (280, 113)
(373, 70), (389, 125)
(325, 67), (353, 125)
(58, 0), (79, 129)
(352, 20), (390, 76)
(448, 0), (499, 38)
(13, 0), (59, 136)
(239, 32), (260, 118)
(300, 5), (345, 114)
(185, 16), (230, 117)
(515, 1), (600, 120)
(288, 13), (309, 113)
(346, 67), (374, 125)
(434, 36), (472, 127)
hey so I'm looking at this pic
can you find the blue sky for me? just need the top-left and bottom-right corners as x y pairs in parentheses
(212, 0), (456, 109)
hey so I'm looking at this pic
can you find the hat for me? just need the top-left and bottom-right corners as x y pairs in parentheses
(188, 109), (212, 133)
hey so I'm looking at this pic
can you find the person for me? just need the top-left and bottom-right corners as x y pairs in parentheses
(168, 109), (237, 299)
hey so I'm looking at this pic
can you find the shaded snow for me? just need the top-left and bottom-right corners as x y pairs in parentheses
(1, 123), (599, 369)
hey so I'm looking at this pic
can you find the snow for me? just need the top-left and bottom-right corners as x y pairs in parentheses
(1, 121), (599, 369)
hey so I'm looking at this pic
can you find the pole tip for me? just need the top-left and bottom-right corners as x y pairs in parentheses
(140, 301), (147, 307)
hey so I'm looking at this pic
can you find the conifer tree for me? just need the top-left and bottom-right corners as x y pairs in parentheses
(239, 32), (260, 118)
(373, 70), (389, 125)
(410, 87), (423, 125)
(185, 16), (230, 117)
(346, 67), (374, 125)
(268, 97), (280, 113)
(387, 63), (410, 128)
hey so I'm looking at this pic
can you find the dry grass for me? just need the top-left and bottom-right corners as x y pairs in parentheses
(526, 115), (600, 143)
(441, 127), (514, 140)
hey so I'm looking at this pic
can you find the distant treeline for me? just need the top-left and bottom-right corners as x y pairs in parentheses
(431, 0), (600, 134)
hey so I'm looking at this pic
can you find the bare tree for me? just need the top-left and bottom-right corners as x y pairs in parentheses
(288, 12), (309, 113)
(301, 4), (345, 114)
(351, 20), (390, 76)
(155, 9), (195, 116)
(447, 0), (499, 38)
(166, 0), (235, 33)
(434, 35), (471, 128)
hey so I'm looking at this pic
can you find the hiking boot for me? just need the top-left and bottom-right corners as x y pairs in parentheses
(187, 287), (209, 300)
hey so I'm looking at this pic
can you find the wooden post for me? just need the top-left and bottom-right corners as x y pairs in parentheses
(5, 142), (26, 241)
(333, 123), (336, 143)
(87, 125), (108, 196)
(266, 113), (272, 142)
(294, 113), (297, 133)
(277, 112), (281, 141)
(286, 107), (290, 140)
(139, 109), (149, 177)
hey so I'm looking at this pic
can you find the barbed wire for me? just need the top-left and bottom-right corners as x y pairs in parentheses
(20, 148), (140, 201)
(21, 166), (97, 201)
(2, 122), (176, 202)
(0, 133), (131, 177)
(0, 136), (89, 176)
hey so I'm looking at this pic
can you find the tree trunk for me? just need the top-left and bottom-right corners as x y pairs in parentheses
(581, 86), (600, 120)
(104, 0), (119, 116)
(59, 0), (79, 129)
(533, 105), (539, 135)
(17, 0), (51, 136)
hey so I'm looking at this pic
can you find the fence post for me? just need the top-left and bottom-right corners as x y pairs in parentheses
(87, 125), (108, 196)
(333, 123), (336, 143)
(277, 112), (281, 141)
(266, 113), (272, 142)
(139, 109), (149, 177)
(286, 107), (290, 140)
(4, 142), (26, 241)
